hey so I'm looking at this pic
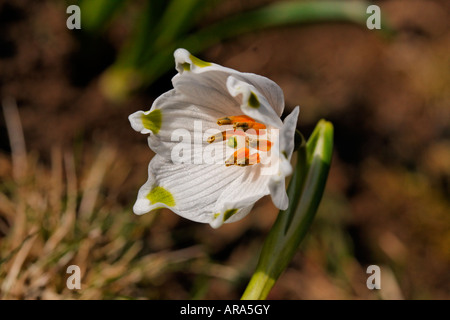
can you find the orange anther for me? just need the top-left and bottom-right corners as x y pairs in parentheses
(225, 147), (260, 166)
(216, 114), (266, 132)
(214, 115), (270, 167)
(207, 129), (246, 143)
(249, 139), (272, 152)
(217, 115), (256, 126)
(233, 122), (266, 131)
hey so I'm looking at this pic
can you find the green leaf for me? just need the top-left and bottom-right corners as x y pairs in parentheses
(114, 1), (168, 68)
(151, 0), (211, 51)
(100, 1), (384, 99)
(140, 1), (378, 85)
(79, 0), (125, 33)
(241, 119), (334, 300)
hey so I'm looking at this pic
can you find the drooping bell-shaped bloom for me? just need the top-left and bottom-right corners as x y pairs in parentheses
(129, 49), (299, 228)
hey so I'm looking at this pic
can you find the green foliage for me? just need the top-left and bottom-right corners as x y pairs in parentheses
(77, 1), (377, 101)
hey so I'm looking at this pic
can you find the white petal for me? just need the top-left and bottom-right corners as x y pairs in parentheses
(172, 70), (242, 116)
(130, 89), (232, 162)
(226, 76), (283, 129)
(174, 48), (217, 75)
(134, 155), (267, 227)
(209, 205), (254, 229)
(269, 179), (289, 210)
(280, 106), (300, 161)
(174, 48), (285, 116)
(235, 73), (285, 117)
(210, 164), (271, 228)
(128, 110), (149, 134)
(266, 107), (300, 210)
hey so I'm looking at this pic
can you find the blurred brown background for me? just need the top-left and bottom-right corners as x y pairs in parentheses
(0, 0), (449, 299)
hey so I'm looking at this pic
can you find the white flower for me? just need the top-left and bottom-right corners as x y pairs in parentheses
(129, 48), (299, 228)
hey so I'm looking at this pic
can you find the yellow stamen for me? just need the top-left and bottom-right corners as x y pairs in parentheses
(207, 129), (246, 144)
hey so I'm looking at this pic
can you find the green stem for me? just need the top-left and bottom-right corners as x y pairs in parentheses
(241, 119), (334, 300)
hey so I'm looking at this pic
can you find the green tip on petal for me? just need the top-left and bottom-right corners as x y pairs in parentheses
(142, 109), (162, 134)
(189, 54), (211, 68)
(182, 62), (191, 71)
(248, 92), (260, 108)
(223, 208), (238, 222)
(146, 186), (175, 207)
(227, 137), (238, 148)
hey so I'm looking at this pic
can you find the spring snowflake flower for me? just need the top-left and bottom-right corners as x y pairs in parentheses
(129, 49), (299, 228)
